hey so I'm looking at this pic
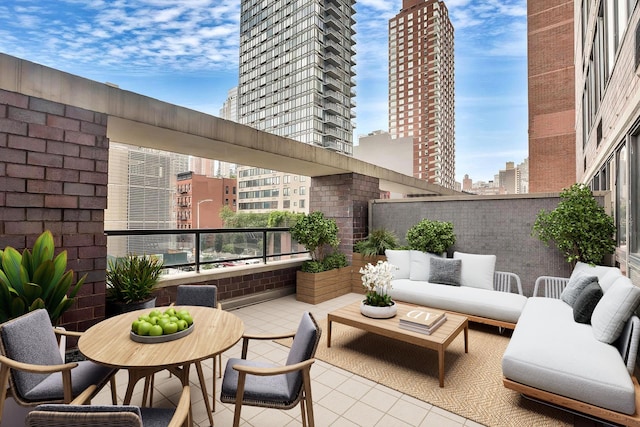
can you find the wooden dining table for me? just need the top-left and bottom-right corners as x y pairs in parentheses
(78, 305), (244, 427)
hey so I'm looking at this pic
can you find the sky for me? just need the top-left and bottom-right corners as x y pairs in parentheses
(0, 0), (528, 183)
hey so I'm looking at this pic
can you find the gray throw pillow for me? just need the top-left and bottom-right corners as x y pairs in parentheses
(428, 258), (462, 286)
(573, 282), (603, 324)
(561, 274), (598, 307)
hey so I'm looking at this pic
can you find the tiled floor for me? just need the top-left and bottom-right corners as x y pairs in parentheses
(93, 293), (486, 426)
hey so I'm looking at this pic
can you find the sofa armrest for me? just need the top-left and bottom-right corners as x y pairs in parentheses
(533, 276), (569, 298)
(494, 271), (523, 295)
(615, 315), (640, 375)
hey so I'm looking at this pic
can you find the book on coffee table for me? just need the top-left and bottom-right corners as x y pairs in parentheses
(399, 309), (447, 335)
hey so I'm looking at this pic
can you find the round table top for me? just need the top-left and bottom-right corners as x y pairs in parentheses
(78, 306), (244, 369)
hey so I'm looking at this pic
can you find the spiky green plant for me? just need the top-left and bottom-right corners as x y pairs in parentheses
(0, 230), (86, 324)
(106, 254), (164, 304)
(354, 229), (399, 256)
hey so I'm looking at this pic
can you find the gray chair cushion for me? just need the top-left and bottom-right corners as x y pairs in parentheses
(284, 312), (320, 397)
(175, 285), (218, 307)
(139, 407), (178, 427)
(0, 309), (64, 398)
(24, 360), (115, 402)
(221, 358), (296, 406)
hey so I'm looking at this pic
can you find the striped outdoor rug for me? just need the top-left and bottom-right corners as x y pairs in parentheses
(281, 320), (573, 426)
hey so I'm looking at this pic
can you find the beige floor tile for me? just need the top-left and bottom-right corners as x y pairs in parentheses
(317, 389), (357, 416)
(420, 410), (466, 427)
(387, 398), (429, 426)
(342, 401), (385, 426)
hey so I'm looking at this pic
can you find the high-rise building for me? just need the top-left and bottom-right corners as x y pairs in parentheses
(527, 1), (575, 192)
(389, 0), (455, 189)
(236, 0), (356, 212)
(216, 86), (238, 178)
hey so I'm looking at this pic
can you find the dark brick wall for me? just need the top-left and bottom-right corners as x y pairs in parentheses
(152, 266), (298, 306)
(0, 88), (109, 331)
(370, 195), (604, 296)
(310, 173), (380, 263)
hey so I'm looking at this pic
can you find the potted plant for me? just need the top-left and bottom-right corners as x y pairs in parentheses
(0, 230), (87, 324)
(354, 229), (399, 257)
(105, 254), (164, 316)
(406, 219), (456, 255)
(532, 183), (616, 265)
(359, 260), (398, 318)
(290, 211), (350, 304)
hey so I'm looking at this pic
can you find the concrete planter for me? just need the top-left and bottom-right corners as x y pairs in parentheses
(296, 266), (352, 304)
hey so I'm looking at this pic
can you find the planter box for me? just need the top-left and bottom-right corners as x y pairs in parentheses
(351, 253), (387, 293)
(296, 266), (352, 304)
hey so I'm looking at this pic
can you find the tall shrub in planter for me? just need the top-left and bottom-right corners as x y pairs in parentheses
(532, 183), (615, 265)
(290, 211), (346, 272)
(406, 219), (456, 255)
(0, 230), (86, 324)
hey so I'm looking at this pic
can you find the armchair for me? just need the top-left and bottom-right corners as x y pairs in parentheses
(220, 311), (321, 427)
(0, 309), (117, 421)
(25, 384), (191, 427)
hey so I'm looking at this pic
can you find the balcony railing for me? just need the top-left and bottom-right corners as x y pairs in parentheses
(105, 228), (308, 273)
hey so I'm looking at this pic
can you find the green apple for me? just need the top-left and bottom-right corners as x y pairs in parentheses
(149, 309), (162, 318)
(131, 320), (140, 333)
(148, 316), (159, 325)
(138, 315), (151, 323)
(137, 321), (152, 336)
(178, 309), (190, 318)
(169, 316), (179, 323)
(176, 319), (188, 331)
(162, 321), (179, 335)
(157, 317), (171, 329)
(181, 314), (193, 326)
(164, 307), (177, 317)
(149, 324), (163, 336)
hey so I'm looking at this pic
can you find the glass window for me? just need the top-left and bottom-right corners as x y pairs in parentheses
(617, 144), (628, 248)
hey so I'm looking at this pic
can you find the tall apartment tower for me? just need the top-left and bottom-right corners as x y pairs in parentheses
(389, 0), (455, 189)
(236, 0), (356, 212)
(527, 1), (575, 192)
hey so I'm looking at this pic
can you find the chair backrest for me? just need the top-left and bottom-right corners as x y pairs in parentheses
(285, 312), (321, 397)
(175, 285), (218, 308)
(25, 404), (144, 427)
(0, 309), (63, 398)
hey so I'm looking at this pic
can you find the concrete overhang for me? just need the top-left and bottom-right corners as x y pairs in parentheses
(0, 53), (458, 197)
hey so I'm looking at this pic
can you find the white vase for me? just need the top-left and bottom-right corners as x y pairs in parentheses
(360, 301), (397, 319)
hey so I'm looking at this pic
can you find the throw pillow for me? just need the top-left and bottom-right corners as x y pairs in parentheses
(452, 252), (496, 290)
(384, 250), (411, 279)
(560, 274), (598, 307)
(428, 258), (462, 286)
(409, 250), (435, 281)
(572, 281), (603, 324)
(592, 277), (640, 343)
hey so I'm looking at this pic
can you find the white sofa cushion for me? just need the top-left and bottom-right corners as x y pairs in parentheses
(502, 297), (636, 414)
(384, 250), (411, 279)
(571, 262), (622, 292)
(453, 251), (496, 290)
(389, 279), (527, 324)
(592, 276), (640, 343)
(409, 250), (436, 281)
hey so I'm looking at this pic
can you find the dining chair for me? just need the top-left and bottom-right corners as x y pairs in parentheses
(146, 285), (221, 412)
(0, 309), (117, 421)
(220, 311), (321, 427)
(25, 384), (191, 427)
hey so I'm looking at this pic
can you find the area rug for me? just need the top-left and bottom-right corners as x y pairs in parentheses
(279, 321), (572, 427)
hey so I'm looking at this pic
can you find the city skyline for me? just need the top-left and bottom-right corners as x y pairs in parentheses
(0, 0), (527, 183)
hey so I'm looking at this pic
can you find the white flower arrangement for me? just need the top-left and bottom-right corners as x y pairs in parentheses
(359, 260), (397, 307)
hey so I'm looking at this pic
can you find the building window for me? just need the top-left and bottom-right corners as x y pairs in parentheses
(225, 186), (229, 194)
(299, 199), (305, 208)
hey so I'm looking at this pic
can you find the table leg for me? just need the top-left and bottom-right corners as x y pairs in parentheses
(195, 361), (215, 427)
(438, 348), (445, 388)
(464, 324), (469, 353)
(327, 318), (332, 348)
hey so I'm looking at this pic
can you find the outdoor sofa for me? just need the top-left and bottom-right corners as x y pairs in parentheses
(385, 250), (527, 329)
(502, 262), (640, 426)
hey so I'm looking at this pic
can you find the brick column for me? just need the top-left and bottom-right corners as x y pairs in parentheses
(309, 173), (380, 262)
(0, 89), (109, 331)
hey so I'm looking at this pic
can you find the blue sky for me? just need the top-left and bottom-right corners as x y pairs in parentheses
(0, 0), (527, 183)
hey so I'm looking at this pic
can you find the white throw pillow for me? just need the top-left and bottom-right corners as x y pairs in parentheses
(409, 250), (436, 281)
(384, 250), (411, 279)
(591, 277), (640, 343)
(452, 251), (496, 290)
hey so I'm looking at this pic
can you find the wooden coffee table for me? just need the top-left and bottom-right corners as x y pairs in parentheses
(327, 301), (468, 387)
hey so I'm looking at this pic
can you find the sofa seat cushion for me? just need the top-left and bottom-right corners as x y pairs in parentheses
(389, 279), (527, 324)
(502, 297), (635, 415)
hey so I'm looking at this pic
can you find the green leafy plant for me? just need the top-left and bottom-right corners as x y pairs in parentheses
(106, 254), (164, 304)
(532, 183), (616, 265)
(0, 230), (87, 324)
(354, 229), (399, 256)
(322, 251), (348, 271)
(406, 219), (456, 254)
(290, 211), (342, 272)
